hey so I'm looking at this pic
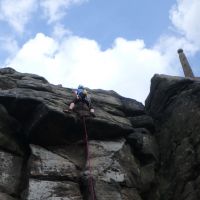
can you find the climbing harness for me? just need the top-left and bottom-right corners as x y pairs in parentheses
(82, 116), (96, 200)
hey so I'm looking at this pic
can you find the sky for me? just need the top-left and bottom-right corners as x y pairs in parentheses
(0, 0), (200, 103)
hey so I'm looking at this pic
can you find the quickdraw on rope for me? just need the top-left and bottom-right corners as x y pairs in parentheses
(82, 116), (96, 200)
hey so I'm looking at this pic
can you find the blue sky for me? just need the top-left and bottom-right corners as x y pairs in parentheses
(62, 0), (174, 48)
(0, 0), (200, 103)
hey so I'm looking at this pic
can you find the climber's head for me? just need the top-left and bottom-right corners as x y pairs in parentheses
(78, 85), (84, 89)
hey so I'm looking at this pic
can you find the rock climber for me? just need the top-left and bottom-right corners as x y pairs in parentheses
(64, 85), (96, 117)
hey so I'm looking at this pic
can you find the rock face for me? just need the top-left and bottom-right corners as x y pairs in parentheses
(0, 68), (156, 200)
(3, 68), (199, 200)
(146, 74), (200, 200)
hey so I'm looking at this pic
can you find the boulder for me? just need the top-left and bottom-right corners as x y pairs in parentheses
(146, 74), (200, 200)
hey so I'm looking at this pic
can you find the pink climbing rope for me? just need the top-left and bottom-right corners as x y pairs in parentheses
(82, 116), (96, 200)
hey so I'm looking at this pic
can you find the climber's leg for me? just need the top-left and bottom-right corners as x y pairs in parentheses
(64, 98), (78, 113)
(84, 98), (96, 117)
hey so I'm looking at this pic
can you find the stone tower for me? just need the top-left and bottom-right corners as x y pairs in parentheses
(177, 49), (194, 78)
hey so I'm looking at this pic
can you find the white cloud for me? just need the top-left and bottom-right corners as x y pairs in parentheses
(52, 23), (72, 39)
(39, 0), (88, 23)
(153, 0), (200, 77)
(6, 33), (177, 103)
(170, 0), (200, 45)
(2, 0), (200, 103)
(6, 33), (60, 81)
(0, 0), (88, 32)
(0, 0), (37, 33)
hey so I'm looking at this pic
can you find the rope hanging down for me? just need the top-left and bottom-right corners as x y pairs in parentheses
(82, 116), (96, 200)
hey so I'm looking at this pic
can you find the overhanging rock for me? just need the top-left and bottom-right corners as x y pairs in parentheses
(0, 67), (144, 145)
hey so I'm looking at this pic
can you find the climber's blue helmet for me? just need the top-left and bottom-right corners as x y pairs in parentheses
(78, 85), (84, 89)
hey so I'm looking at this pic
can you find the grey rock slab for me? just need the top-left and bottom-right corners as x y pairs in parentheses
(93, 181), (142, 200)
(128, 115), (154, 132)
(26, 179), (82, 200)
(94, 180), (122, 200)
(120, 97), (145, 116)
(174, 137), (195, 180)
(91, 90), (123, 107)
(121, 188), (142, 200)
(83, 140), (142, 188)
(0, 192), (18, 200)
(47, 142), (86, 170)
(145, 74), (196, 118)
(82, 139), (127, 185)
(127, 131), (158, 162)
(141, 163), (156, 191)
(0, 132), (23, 156)
(0, 104), (23, 155)
(89, 139), (126, 157)
(0, 150), (23, 195)
(29, 144), (79, 180)
(117, 144), (141, 188)
(181, 181), (197, 200)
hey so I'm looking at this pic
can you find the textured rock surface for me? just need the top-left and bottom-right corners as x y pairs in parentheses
(0, 68), (156, 200)
(0, 67), (146, 145)
(26, 179), (82, 200)
(3, 68), (200, 199)
(82, 140), (142, 199)
(0, 104), (23, 155)
(29, 144), (79, 180)
(146, 74), (200, 200)
(0, 192), (18, 200)
(0, 150), (23, 195)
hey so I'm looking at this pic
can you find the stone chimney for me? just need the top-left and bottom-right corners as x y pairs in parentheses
(177, 49), (194, 78)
